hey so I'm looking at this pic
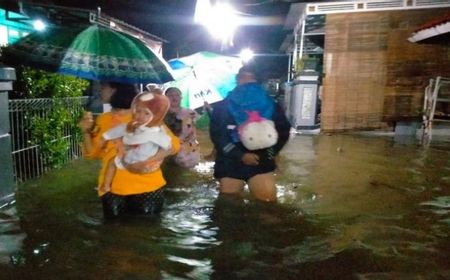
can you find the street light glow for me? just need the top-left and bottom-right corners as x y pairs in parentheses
(33, 20), (46, 31)
(240, 48), (254, 63)
(194, 0), (210, 24)
(207, 3), (237, 44)
(195, 0), (238, 46)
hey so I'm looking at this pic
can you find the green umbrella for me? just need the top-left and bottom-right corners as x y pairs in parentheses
(166, 51), (242, 109)
(2, 25), (174, 84)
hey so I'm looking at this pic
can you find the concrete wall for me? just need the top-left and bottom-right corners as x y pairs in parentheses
(0, 67), (16, 207)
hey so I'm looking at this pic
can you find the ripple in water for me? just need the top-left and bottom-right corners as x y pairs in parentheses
(420, 196), (450, 209)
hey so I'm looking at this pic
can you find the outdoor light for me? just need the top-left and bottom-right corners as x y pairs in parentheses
(206, 3), (237, 45)
(239, 48), (254, 63)
(33, 20), (46, 31)
(194, 0), (210, 24)
(195, 0), (238, 46)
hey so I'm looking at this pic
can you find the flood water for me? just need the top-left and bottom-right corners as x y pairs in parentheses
(1, 132), (449, 279)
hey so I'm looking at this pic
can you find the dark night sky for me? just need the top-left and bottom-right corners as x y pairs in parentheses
(42, 0), (297, 78)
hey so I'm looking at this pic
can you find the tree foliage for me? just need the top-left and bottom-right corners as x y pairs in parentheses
(19, 67), (89, 168)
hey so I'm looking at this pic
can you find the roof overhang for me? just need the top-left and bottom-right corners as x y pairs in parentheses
(283, 3), (306, 31)
(408, 14), (450, 43)
(19, 2), (168, 43)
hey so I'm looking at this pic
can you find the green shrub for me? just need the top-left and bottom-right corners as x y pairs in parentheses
(20, 67), (89, 98)
(21, 67), (89, 168)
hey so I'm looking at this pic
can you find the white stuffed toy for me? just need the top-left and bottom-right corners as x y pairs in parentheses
(238, 111), (278, 150)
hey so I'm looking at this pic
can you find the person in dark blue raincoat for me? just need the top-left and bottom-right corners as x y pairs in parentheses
(209, 65), (291, 202)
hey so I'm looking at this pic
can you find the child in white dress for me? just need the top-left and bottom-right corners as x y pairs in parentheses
(101, 89), (171, 192)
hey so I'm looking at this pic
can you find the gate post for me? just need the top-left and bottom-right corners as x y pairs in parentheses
(0, 67), (16, 208)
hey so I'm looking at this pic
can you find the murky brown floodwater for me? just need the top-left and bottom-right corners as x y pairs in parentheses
(1, 132), (449, 279)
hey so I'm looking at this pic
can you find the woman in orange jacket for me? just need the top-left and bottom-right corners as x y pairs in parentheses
(79, 82), (180, 218)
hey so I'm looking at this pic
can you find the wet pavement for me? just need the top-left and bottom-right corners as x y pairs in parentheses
(0, 131), (449, 279)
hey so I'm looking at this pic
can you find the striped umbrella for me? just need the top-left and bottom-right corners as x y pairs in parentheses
(2, 25), (174, 84)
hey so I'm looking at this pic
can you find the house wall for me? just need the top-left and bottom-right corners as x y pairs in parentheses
(321, 9), (450, 132)
(0, 9), (34, 45)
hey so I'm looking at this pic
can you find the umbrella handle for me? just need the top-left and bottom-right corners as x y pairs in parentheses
(192, 67), (206, 101)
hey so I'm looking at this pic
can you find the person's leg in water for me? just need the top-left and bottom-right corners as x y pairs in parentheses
(101, 192), (127, 219)
(219, 173), (277, 202)
(247, 172), (277, 202)
(101, 158), (127, 219)
(127, 189), (165, 215)
(102, 157), (117, 193)
(218, 177), (246, 197)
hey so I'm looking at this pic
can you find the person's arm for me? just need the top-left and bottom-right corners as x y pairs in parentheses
(79, 112), (117, 159)
(79, 111), (96, 156)
(189, 108), (201, 122)
(126, 130), (172, 163)
(203, 101), (213, 117)
(209, 102), (246, 161)
(124, 147), (172, 173)
(164, 124), (181, 156)
(124, 125), (180, 174)
(102, 124), (127, 141)
(81, 131), (94, 156)
(270, 103), (291, 155)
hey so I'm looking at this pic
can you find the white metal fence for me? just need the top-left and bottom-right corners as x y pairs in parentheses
(422, 76), (450, 143)
(8, 97), (89, 183)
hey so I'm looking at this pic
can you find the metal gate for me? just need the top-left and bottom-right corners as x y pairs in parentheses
(8, 97), (89, 183)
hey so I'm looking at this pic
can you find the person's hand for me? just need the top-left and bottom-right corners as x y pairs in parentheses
(98, 137), (107, 149)
(79, 111), (94, 133)
(203, 101), (212, 111)
(241, 153), (259, 165)
(124, 160), (151, 174)
(125, 160), (162, 174)
(99, 183), (111, 193)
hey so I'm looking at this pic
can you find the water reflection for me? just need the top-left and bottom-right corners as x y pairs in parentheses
(208, 194), (320, 279)
(0, 132), (449, 279)
(0, 206), (25, 265)
(159, 183), (219, 279)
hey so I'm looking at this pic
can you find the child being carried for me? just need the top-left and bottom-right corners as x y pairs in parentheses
(101, 89), (172, 192)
